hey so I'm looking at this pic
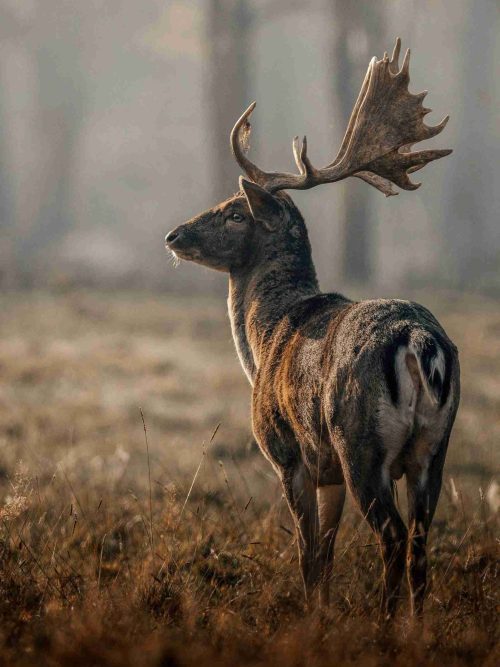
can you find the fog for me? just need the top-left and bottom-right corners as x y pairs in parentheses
(0, 0), (498, 293)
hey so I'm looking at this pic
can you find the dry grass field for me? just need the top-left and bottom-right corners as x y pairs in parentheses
(0, 289), (498, 666)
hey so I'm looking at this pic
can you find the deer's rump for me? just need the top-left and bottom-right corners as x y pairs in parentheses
(321, 298), (458, 480)
(254, 296), (459, 485)
(332, 299), (457, 402)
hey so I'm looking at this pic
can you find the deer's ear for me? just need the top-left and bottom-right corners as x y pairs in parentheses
(239, 177), (283, 231)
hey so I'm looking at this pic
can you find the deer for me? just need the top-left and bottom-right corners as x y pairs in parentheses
(165, 39), (460, 619)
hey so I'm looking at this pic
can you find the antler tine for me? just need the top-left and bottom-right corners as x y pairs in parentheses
(389, 37), (401, 75)
(300, 136), (314, 173)
(230, 102), (270, 187)
(292, 136), (303, 174)
(426, 114), (450, 138)
(332, 57), (375, 167)
(400, 48), (411, 78)
(293, 135), (315, 178)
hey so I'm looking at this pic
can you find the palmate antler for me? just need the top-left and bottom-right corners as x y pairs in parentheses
(230, 38), (451, 197)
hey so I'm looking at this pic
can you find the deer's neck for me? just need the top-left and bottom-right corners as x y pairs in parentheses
(228, 245), (319, 385)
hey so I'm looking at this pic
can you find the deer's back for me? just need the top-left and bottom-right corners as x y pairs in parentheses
(252, 294), (459, 481)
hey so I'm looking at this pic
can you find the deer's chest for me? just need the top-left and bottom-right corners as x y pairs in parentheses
(228, 298), (255, 384)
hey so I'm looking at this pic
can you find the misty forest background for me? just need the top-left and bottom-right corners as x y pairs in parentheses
(0, 0), (498, 295)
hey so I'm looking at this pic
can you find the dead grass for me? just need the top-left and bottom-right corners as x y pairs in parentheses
(0, 289), (498, 666)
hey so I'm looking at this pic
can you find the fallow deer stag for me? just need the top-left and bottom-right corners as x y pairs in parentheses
(165, 39), (459, 618)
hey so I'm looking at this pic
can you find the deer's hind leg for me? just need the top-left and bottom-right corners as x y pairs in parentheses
(405, 434), (450, 616)
(340, 438), (408, 619)
(281, 463), (320, 606)
(316, 483), (346, 606)
(282, 464), (345, 608)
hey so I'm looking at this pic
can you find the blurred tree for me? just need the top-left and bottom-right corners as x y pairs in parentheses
(0, 1), (90, 282)
(207, 0), (251, 201)
(22, 2), (89, 276)
(444, 0), (498, 289)
(329, 1), (384, 284)
(0, 1), (26, 284)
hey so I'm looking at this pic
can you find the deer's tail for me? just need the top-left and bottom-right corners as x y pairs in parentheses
(406, 333), (452, 408)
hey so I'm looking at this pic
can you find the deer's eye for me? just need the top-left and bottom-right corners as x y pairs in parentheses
(230, 212), (244, 223)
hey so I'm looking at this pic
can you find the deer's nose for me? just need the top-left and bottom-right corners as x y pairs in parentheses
(165, 230), (180, 246)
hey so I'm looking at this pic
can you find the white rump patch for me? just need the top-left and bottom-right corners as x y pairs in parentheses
(378, 346), (416, 485)
(377, 342), (452, 486)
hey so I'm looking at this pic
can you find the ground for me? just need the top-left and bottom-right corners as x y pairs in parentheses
(0, 289), (498, 666)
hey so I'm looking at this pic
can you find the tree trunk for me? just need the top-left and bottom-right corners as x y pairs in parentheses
(207, 0), (251, 202)
(330, 1), (384, 284)
(0, 61), (14, 284)
(444, 0), (498, 289)
(0, 6), (25, 285)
